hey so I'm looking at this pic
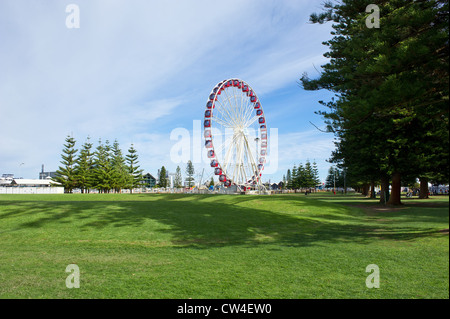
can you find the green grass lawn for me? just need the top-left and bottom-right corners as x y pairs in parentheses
(0, 193), (448, 299)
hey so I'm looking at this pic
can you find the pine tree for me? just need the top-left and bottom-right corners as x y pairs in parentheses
(93, 139), (113, 193)
(159, 166), (168, 188)
(286, 169), (292, 189)
(174, 166), (183, 188)
(325, 167), (336, 189)
(185, 160), (195, 188)
(291, 164), (298, 189)
(75, 137), (94, 193)
(304, 160), (316, 189)
(54, 135), (78, 193)
(312, 160), (320, 187)
(125, 144), (143, 193)
(301, 0), (449, 204)
(111, 139), (129, 193)
(297, 163), (306, 189)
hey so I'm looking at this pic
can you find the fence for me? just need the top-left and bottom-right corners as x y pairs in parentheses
(0, 187), (65, 194)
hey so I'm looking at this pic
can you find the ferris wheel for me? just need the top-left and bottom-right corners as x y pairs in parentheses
(204, 79), (267, 190)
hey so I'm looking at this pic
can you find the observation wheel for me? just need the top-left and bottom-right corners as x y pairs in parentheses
(203, 79), (267, 190)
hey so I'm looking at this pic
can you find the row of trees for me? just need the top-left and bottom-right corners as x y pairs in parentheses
(283, 160), (321, 190)
(301, 0), (449, 204)
(324, 167), (346, 190)
(157, 160), (196, 188)
(54, 135), (143, 193)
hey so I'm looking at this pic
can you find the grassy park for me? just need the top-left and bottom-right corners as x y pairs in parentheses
(0, 193), (448, 299)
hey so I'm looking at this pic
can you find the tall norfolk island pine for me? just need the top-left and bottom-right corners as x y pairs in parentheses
(111, 139), (130, 193)
(185, 160), (195, 188)
(54, 135), (78, 193)
(126, 144), (143, 193)
(75, 137), (94, 193)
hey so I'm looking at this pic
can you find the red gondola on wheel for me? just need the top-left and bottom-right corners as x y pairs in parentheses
(219, 175), (227, 182)
(210, 160), (218, 167)
(214, 168), (222, 175)
(208, 150), (215, 158)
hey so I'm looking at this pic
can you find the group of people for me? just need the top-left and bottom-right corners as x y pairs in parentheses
(404, 187), (449, 198)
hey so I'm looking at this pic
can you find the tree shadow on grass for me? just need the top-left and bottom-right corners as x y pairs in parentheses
(0, 194), (447, 248)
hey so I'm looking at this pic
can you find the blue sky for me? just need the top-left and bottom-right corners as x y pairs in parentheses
(0, 0), (337, 184)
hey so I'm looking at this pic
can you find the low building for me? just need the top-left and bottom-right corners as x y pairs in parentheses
(0, 178), (63, 194)
(11, 178), (60, 187)
(141, 173), (157, 188)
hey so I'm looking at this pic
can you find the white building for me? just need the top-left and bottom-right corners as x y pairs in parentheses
(0, 178), (63, 194)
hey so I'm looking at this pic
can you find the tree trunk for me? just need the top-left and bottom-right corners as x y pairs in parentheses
(380, 175), (390, 204)
(361, 183), (370, 197)
(370, 180), (376, 199)
(387, 172), (402, 205)
(419, 177), (429, 199)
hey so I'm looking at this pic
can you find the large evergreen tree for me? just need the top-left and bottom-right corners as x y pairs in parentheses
(159, 166), (168, 188)
(312, 160), (321, 187)
(75, 137), (94, 193)
(185, 160), (195, 188)
(54, 135), (78, 193)
(301, 0), (449, 205)
(286, 169), (292, 189)
(291, 164), (299, 189)
(111, 139), (129, 193)
(125, 144), (143, 193)
(93, 139), (113, 193)
(174, 166), (183, 188)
